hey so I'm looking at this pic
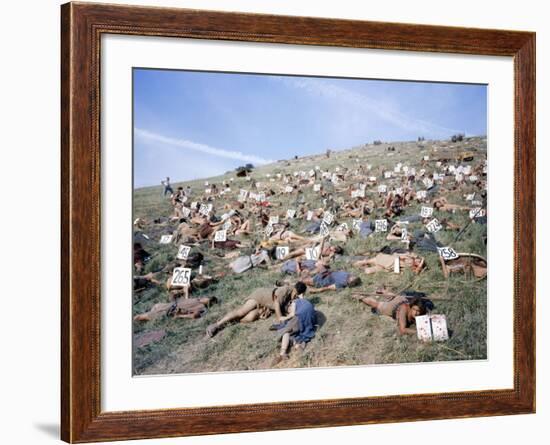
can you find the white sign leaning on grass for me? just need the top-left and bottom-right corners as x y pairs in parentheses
(159, 234), (173, 244)
(416, 314), (449, 342)
(305, 245), (321, 261)
(214, 230), (227, 242)
(469, 208), (486, 219)
(319, 222), (330, 237)
(276, 246), (290, 260)
(437, 246), (459, 261)
(286, 209), (296, 219)
(375, 219), (388, 232)
(420, 206), (434, 218)
(171, 267), (192, 288)
(426, 218), (443, 233)
(176, 245), (192, 260)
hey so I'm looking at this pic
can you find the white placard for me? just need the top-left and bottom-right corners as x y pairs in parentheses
(214, 230), (227, 242)
(426, 218), (442, 233)
(322, 211), (334, 225)
(309, 169), (315, 177)
(285, 185), (294, 193)
(171, 267), (192, 288)
(378, 185), (387, 193)
(401, 227), (408, 243)
(394, 187), (403, 195)
(305, 246), (321, 261)
(276, 246), (290, 260)
(269, 215), (279, 225)
(469, 208), (486, 219)
(437, 246), (459, 260)
(423, 178), (434, 189)
(375, 219), (388, 232)
(286, 209), (296, 219)
(423, 155), (429, 161)
(306, 210), (313, 221)
(420, 206), (434, 218)
(176, 245), (191, 261)
(199, 204), (210, 217)
(239, 189), (248, 200)
(264, 224), (274, 238)
(222, 220), (232, 231)
(455, 174), (464, 182)
(416, 315), (449, 342)
(320, 221), (330, 237)
(384, 171), (392, 179)
(205, 188), (211, 194)
(352, 219), (362, 233)
(181, 207), (191, 218)
(313, 184), (321, 192)
(416, 190), (427, 200)
(469, 175), (479, 182)
(159, 234), (173, 244)
(466, 193), (476, 201)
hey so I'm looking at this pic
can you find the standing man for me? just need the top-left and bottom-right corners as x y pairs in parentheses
(161, 176), (173, 197)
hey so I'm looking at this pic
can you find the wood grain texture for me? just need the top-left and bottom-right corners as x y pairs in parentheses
(60, 2), (536, 442)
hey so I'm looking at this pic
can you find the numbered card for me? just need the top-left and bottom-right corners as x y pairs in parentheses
(337, 222), (348, 231)
(313, 184), (321, 192)
(269, 215), (279, 225)
(423, 178), (434, 189)
(319, 222), (330, 237)
(472, 200), (483, 206)
(401, 227), (409, 243)
(171, 267), (192, 288)
(394, 187), (403, 195)
(437, 246), (459, 261)
(466, 193), (475, 201)
(159, 234), (173, 244)
(426, 218), (442, 233)
(402, 166), (409, 173)
(204, 181), (209, 186)
(448, 165), (456, 173)
(375, 219), (388, 232)
(190, 201), (198, 209)
(378, 185), (387, 193)
(469, 208), (486, 219)
(222, 220), (232, 231)
(256, 192), (266, 202)
(436, 161), (442, 167)
(306, 210), (314, 221)
(199, 204), (210, 217)
(285, 186), (294, 193)
(214, 230), (227, 242)
(331, 173), (339, 183)
(335, 167), (340, 172)
(181, 207), (191, 218)
(352, 219), (362, 233)
(423, 155), (429, 161)
(394, 166), (401, 173)
(264, 224), (274, 238)
(419, 168), (426, 176)
(286, 209), (296, 219)
(420, 206), (434, 218)
(205, 188), (212, 194)
(416, 190), (427, 200)
(322, 212), (334, 225)
(369, 176), (377, 182)
(305, 246), (321, 261)
(176, 245), (192, 261)
(255, 182), (262, 188)
(469, 175), (479, 182)
(455, 174), (464, 182)
(276, 246), (290, 260)
(309, 169), (315, 177)
(410, 168), (416, 176)
(384, 171), (392, 179)
(359, 182), (367, 190)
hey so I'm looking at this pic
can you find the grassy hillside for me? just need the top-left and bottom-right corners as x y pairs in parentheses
(133, 137), (487, 375)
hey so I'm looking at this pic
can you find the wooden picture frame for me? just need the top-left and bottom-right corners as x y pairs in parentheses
(61, 2), (535, 442)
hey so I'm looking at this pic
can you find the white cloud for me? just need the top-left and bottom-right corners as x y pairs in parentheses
(276, 77), (461, 138)
(134, 128), (274, 166)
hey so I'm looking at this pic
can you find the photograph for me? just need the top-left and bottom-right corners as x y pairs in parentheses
(131, 68), (488, 375)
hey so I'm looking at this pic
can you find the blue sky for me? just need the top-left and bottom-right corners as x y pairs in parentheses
(133, 69), (486, 187)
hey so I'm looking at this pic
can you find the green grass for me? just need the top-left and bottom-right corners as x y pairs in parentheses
(132, 137), (487, 375)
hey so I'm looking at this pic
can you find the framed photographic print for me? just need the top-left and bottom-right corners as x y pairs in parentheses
(61, 2), (535, 442)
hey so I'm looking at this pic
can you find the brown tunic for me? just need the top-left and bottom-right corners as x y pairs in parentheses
(247, 286), (293, 310)
(377, 295), (408, 318)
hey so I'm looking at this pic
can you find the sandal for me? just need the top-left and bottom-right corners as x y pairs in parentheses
(206, 323), (219, 338)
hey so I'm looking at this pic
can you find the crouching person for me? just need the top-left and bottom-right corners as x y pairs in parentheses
(206, 282), (307, 337)
(270, 295), (317, 366)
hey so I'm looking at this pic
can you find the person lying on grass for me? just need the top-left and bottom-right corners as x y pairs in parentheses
(134, 296), (218, 322)
(353, 293), (428, 336)
(301, 270), (361, 294)
(206, 282), (307, 338)
(353, 251), (425, 275)
(270, 295), (317, 366)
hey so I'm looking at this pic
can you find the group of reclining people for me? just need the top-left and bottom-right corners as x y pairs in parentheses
(133, 154), (487, 363)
